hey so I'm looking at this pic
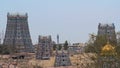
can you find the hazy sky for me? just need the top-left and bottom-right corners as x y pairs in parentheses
(0, 0), (120, 44)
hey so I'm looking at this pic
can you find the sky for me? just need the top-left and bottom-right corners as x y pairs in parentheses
(0, 0), (120, 44)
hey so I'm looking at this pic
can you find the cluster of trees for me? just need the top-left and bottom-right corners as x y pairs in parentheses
(85, 34), (117, 54)
(53, 44), (62, 50)
(84, 33), (120, 67)
(53, 40), (69, 51)
(0, 44), (10, 54)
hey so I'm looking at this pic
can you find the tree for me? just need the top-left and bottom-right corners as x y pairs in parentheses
(58, 44), (62, 50)
(93, 35), (107, 54)
(0, 44), (10, 54)
(53, 44), (62, 50)
(84, 44), (96, 53)
(64, 40), (68, 50)
(85, 35), (108, 54)
(85, 33), (96, 53)
(53, 44), (56, 51)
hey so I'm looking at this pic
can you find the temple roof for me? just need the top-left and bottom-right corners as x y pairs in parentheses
(101, 42), (116, 56)
(102, 42), (114, 51)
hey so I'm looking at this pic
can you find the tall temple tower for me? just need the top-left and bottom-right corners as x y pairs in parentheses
(3, 13), (34, 53)
(98, 23), (117, 45)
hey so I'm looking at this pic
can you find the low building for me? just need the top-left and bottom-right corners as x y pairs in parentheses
(68, 43), (85, 55)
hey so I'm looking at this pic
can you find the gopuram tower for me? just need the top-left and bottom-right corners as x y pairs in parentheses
(3, 13), (34, 53)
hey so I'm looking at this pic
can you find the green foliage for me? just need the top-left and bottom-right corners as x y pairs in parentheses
(64, 40), (68, 50)
(53, 44), (62, 50)
(116, 45), (120, 58)
(0, 44), (10, 54)
(85, 35), (108, 54)
(53, 44), (56, 51)
(58, 44), (62, 50)
(84, 44), (95, 53)
(93, 35), (107, 54)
